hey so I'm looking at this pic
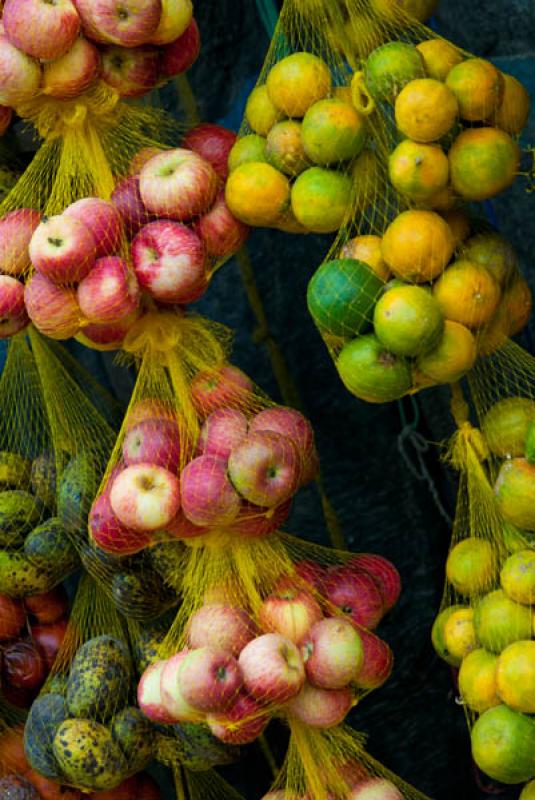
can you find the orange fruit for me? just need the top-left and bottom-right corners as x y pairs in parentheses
(474, 589), (533, 653)
(449, 127), (520, 201)
(225, 162), (290, 226)
(417, 319), (476, 383)
(497, 640), (535, 713)
(381, 209), (455, 283)
(461, 232), (516, 287)
(336, 333), (412, 403)
(245, 85), (283, 136)
(458, 648), (500, 713)
(266, 52), (332, 118)
(502, 275), (533, 336)
(416, 39), (464, 82)
(495, 458), (535, 532)
(340, 235), (390, 281)
(228, 134), (267, 172)
(333, 86), (353, 105)
(341, 16), (384, 58)
(395, 78), (459, 142)
(446, 58), (504, 122)
(471, 704), (535, 784)
(501, 550), (535, 605)
(273, 206), (309, 234)
(433, 259), (501, 328)
(426, 185), (457, 212)
(265, 120), (309, 176)
(432, 605), (469, 666)
(302, 98), (367, 165)
(489, 73), (531, 136)
(370, 0), (438, 23)
(388, 139), (449, 202)
(440, 209), (471, 247)
(476, 308), (510, 357)
(481, 397), (535, 458)
(352, 149), (379, 211)
(373, 284), (444, 356)
(445, 537), (497, 596)
(291, 167), (352, 233)
(521, 780), (535, 800)
(443, 608), (477, 662)
(365, 42), (425, 103)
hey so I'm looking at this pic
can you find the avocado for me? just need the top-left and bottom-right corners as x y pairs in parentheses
(24, 517), (79, 578)
(0, 490), (44, 547)
(66, 635), (130, 722)
(111, 706), (154, 773)
(53, 718), (127, 791)
(58, 456), (99, 534)
(0, 550), (58, 597)
(24, 693), (69, 779)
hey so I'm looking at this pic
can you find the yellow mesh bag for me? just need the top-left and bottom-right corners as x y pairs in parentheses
(225, 0), (531, 403)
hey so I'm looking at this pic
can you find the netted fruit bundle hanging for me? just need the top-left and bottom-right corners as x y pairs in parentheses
(223, 0), (531, 403)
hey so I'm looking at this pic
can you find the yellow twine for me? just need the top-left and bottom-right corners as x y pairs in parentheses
(350, 71), (376, 116)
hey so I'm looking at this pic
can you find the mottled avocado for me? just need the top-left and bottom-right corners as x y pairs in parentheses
(31, 452), (59, 510)
(45, 673), (69, 695)
(131, 623), (167, 675)
(0, 490), (44, 547)
(24, 693), (69, 779)
(156, 723), (238, 771)
(111, 569), (178, 621)
(58, 456), (99, 534)
(24, 517), (79, 578)
(111, 706), (154, 773)
(0, 452), (32, 490)
(66, 635), (130, 722)
(0, 775), (40, 798)
(52, 718), (128, 791)
(0, 550), (58, 597)
(149, 540), (185, 585)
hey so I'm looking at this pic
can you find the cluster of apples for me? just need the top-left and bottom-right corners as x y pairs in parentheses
(0, 586), (68, 710)
(0, 123), (247, 346)
(0, 0), (200, 130)
(89, 363), (320, 555)
(137, 553), (399, 742)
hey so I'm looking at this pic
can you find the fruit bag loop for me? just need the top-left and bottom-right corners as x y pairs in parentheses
(432, 372), (535, 788)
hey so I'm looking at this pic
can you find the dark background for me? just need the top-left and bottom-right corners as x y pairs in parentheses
(6, 1), (535, 798)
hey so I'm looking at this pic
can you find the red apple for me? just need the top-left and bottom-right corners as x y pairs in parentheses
(249, 407), (318, 486)
(24, 585), (68, 624)
(138, 659), (178, 724)
(73, 0), (161, 47)
(0, 208), (41, 276)
(64, 198), (124, 259)
(3, 0), (80, 60)
(238, 633), (305, 704)
(24, 273), (81, 339)
(137, 775), (161, 800)
(0, 723), (29, 774)
(198, 408), (248, 461)
(86, 775), (139, 800)
(207, 690), (269, 745)
(194, 190), (249, 259)
(29, 214), (96, 285)
(259, 587), (322, 644)
(190, 364), (254, 419)
(324, 566), (385, 630)
(89, 490), (152, 555)
(0, 105), (12, 135)
(286, 681), (353, 728)
(123, 418), (181, 472)
(101, 45), (159, 98)
(233, 498), (292, 538)
(2, 640), (46, 691)
(148, 0), (192, 45)
(180, 455), (241, 527)
(162, 508), (206, 540)
(0, 594), (25, 640)
(77, 308), (141, 350)
(131, 219), (207, 304)
(228, 430), (300, 508)
(294, 559), (327, 592)
(30, 619), (68, 668)
(110, 462), (181, 532)
(77, 256), (139, 324)
(129, 146), (164, 177)
(348, 779), (403, 800)
(347, 555), (401, 612)
(301, 618), (363, 689)
(178, 647), (243, 712)
(186, 603), (256, 657)
(159, 651), (205, 723)
(159, 16), (200, 78)
(125, 398), (176, 430)
(182, 124), (237, 183)
(139, 148), (219, 222)
(26, 770), (82, 800)
(0, 275), (29, 338)
(0, 35), (41, 106)
(111, 176), (155, 237)
(335, 760), (371, 791)
(353, 629), (393, 690)
(42, 36), (100, 100)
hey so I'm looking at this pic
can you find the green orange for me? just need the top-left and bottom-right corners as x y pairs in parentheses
(266, 52), (332, 118)
(490, 73), (531, 136)
(497, 640), (535, 714)
(228, 134), (267, 172)
(461, 232), (516, 287)
(395, 79), (459, 143)
(521, 780), (535, 800)
(503, 522), (535, 554)
(495, 458), (535, 532)
(440, 209), (471, 247)
(481, 397), (535, 458)
(301, 98), (367, 165)
(474, 589), (533, 653)
(501, 550), (535, 606)
(471, 704), (535, 784)
(225, 162), (290, 227)
(365, 42), (425, 103)
(445, 58), (503, 122)
(381, 210), (455, 283)
(431, 605), (468, 666)
(340, 235), (390, 281)
(373, 285), (444, 357)
(433, 259), (501, 329)
(443, 608), (477, 662)
(458, 648), (500, 713)
(416, 320), (477, 384)
(352, 149), (379, 211)
(291, 167), (352, 233)
(501, 275), (533, 336)
(336, 333), (412, 403)
(370, 0), (438, 22)
(388, 139), (449, 202)
(265, 120), (309, 176)
(526, 421), (535, 464)
(416, 39), (463, 82)
(445, 537), (496, 597)
(245, 85), (283, 135)
(449, 127), (520, 201)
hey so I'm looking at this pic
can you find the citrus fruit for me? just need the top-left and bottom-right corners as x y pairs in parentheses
(440, 209), (471, 248)
(461, 232), (516, 287)
(266, 52), (332, 118)
(433, 259), (501, 329)
(365, 42), (425, 103)
(265, 120), (310, 176)
(489, 73), (531, 136)
(497, 640), (535, 713)
(526, 421), (535, 464)
(449, 127), (520, 201)
(502, 276), (533, 336)
(381, 210), (455, 283)
(521, 780), (535, 800)
(474, 589), (533, 653)
(443, 608), (477, 662)
(445, 537), (496, 596)
(388, 139), (449, 202)
(291, 167), (352, 233)
(228, 134), (268, 172)
(416, 39), (464, 82)
(426, 185), (457, 212)
(431, 605), (468, 666)
(336, 333), (412, 403)
(458, 648), (500, 713)
(395, 79), (459, 143)
(476, 307), (509, 357)
(245, 85), (283, 136)
(501, 550), (535, 605)
(370, 0), (438, 22)
(503, 522), (535, 554)
(495, 458), (535, 532)
(273, 206), (309, 234)
(352, 149), (379, 211)
(225, 162), (290, 226)
(301, 98), (367, 165)
(307, 259), (384, 337)
(373, 285), (444, 357)
(340, 235), (390, 281)
(445, 58), (504, 121)
(471, 704), (535, 784)
(481, 398), (535, 458)
(340, 16), (384, 58)
(416, 320), (476, 383)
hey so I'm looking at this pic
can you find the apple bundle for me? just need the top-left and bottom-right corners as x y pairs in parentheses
(225, 0), (531, 404)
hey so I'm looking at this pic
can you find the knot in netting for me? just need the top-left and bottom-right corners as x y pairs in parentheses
(447, 421), (490, 470)
(122, 311), (186, 358)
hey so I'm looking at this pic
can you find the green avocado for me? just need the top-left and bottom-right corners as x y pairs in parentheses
(111, 569), (178, 621)
(131, 624), (167, 675)
(0, 550), (58, 597)
(0, 490), (44, 548)
(24, 517), (79, 578)
(24, 693), (69, 779)
(53, 718), (128, 792)
(156, 723), (239, 772)
(111, 706), (154, 773)
(66, 635), (130, 722)
(58, 456), (99, 534)
(0, 452), (32, 490)
(30, 452), (59, 510)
